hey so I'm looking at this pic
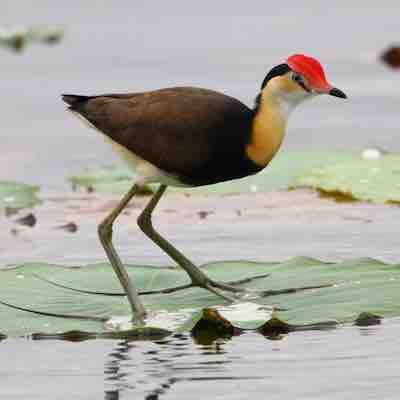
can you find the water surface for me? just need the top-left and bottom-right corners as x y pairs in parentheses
(1, 322), (399, 399)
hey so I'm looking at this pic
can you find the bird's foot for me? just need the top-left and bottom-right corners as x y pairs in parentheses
(210, 279), (332, 298)
(140, 273), (273, 302)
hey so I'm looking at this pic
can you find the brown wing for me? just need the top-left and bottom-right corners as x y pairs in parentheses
(63, 87), (253, 178)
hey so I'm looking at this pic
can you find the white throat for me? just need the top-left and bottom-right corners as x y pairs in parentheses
(268, 78), (312, 119)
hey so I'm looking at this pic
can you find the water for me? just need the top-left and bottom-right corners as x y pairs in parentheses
(2, 322), (399, 399)
(2, 1), (400, 399)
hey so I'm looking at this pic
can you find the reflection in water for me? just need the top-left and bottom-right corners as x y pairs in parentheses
(1, 322), (398, 399)
(102, 322), (395, 399)
(105, 341), (135, 396)
(357, 326), (382, 337)
(104, 390), (119, 400)
(103, 333), (240, 398)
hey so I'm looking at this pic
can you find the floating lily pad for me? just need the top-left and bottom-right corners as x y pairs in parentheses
(0, 26), (63, 52)
(0, 181), (40, 212)
(68, 165), (154, 195)
(187, 151), (354, 195)
(0, 257), (399, 338)
(68, 152), (354, 195)
(296, 154), (400, 204)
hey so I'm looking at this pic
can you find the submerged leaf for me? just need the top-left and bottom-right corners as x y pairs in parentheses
(259, 316), (337, 339)
(354, 312), (382, 326)
(191, 308), (236, 345)
(55, 222), (78, 233)
(15, 213), (37, 227)
(31, 327), (171, 342)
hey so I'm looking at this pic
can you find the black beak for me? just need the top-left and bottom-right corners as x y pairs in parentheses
(329, 87), (347, 99)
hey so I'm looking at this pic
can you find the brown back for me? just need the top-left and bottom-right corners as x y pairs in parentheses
(66, 87), (257, 184)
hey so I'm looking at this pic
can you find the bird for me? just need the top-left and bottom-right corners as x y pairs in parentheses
(62, 54), (347, 323)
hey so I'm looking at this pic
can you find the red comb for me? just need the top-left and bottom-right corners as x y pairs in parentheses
(287, 54), (331, 91)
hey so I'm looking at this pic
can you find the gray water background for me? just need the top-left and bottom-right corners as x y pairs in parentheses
(1, 1), (400, 189)
(2, 2), (400, 399)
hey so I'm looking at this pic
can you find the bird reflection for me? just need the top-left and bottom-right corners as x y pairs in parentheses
(104, 390), (119, 400)
(104, 341), (135, 397)
(103, 333), (232, 398)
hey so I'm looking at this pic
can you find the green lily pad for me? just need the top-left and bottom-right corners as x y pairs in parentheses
(71, 150), (400, 203)
(0, 26), (63, 52)
(296, 154), (400, 204)
(186, 151), (354, 195)
(68, 152), (354, 195)
(0, 257), (399, 338)
(68, 165), (154, 195)
(0, 181), (40, 211)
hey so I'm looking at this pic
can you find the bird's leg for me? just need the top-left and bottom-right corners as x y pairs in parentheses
(137, 185), (236, 302)
(98, 183), (146, 322)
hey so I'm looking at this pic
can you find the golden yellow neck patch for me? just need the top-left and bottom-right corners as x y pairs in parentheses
(246, 87), (288, 167)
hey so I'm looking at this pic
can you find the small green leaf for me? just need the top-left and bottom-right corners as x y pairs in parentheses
(0, 26), (63, 52)
(0, 181), (40, 211)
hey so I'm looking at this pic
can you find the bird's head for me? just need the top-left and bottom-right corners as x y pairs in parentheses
(247, 55), (346, 167)
(258, 54), (346, 112)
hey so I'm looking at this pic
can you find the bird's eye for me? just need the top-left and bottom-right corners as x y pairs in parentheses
(291, 73), (311, 92)
(292, 73), (303, 83)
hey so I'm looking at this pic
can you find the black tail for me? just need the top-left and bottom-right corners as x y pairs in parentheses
(61, 94), (92, 111)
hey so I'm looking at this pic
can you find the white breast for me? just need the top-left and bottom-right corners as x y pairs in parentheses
(71, 110), (189, 187)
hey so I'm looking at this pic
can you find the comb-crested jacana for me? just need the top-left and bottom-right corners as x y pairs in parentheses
(62, 54), (347, 322)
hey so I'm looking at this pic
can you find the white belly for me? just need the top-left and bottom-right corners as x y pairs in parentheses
(104, 135), (189, 187)
(72, 110), (189, 187)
